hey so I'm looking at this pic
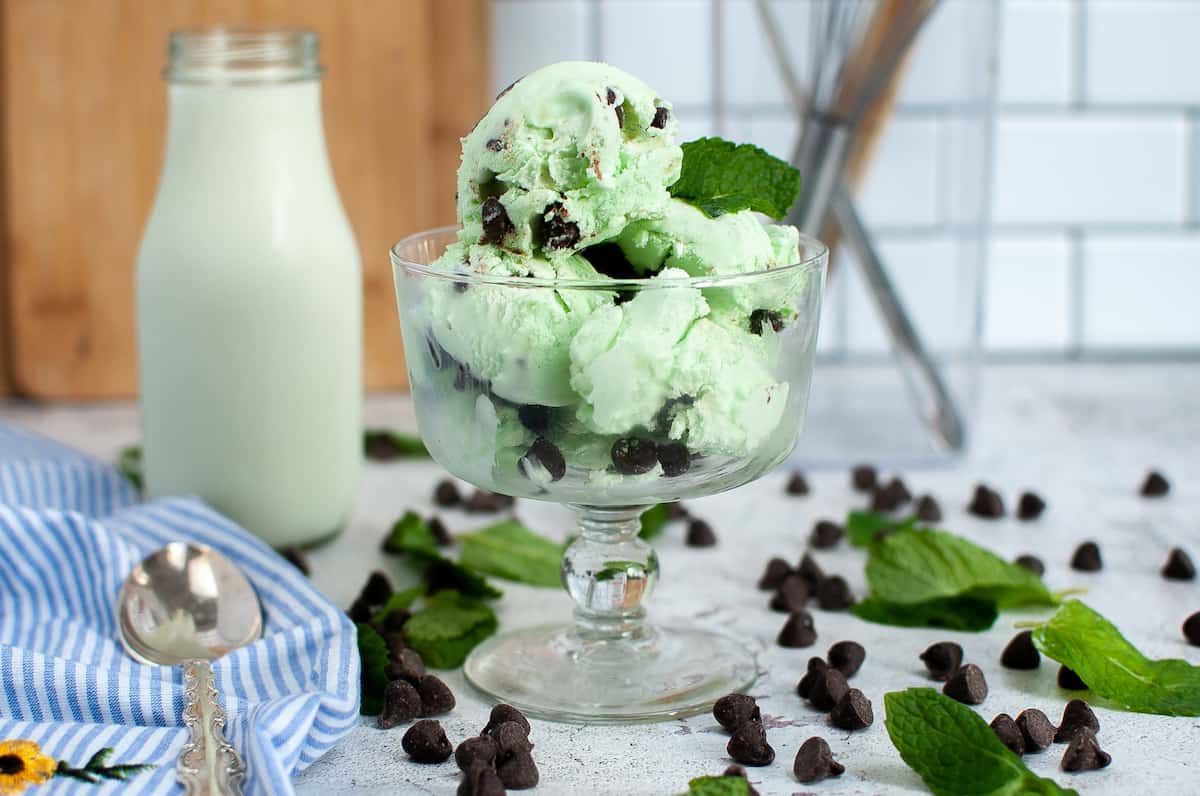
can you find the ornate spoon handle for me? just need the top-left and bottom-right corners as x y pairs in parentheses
(179, 660), (246, 795)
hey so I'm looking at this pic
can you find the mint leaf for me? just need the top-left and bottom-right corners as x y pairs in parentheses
(459, 520), (562, 587)
(885, 689), (1079, 796)
(116, 445), (143, 491)
(403, 590), (498, 669)
(846, 510), (917, 547)
(852, 596), (997, 632)
(364, 428), (429, 460)
(639, 504), (671, 540)
(356, 623), (391, 715)
(371, 585), (426, 625)
(383, 511), (501, 599)
(669, 138), (802, 220)
(676, 775), (750, 796)
(1032, 600), (1200, 716)
(382, 511), (440, 556)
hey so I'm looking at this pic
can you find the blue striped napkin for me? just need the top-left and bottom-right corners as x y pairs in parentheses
(0, 425), (359, 794)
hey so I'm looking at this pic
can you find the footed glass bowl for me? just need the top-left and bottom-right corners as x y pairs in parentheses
(392, 227), (827, 723)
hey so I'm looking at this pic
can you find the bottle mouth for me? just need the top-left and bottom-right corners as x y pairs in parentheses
(165, 28), (322, 84)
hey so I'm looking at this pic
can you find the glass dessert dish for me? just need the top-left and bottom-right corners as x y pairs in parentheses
(392, 226), (827, 723)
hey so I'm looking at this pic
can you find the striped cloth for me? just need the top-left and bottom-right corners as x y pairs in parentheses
(0, 425), (359, 794)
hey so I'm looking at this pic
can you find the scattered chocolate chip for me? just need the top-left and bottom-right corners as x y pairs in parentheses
(943, 663), (988, 705)
(362, 571), (393, 606)
(808, 668), (850, 712)
(713, 693), (760, 732)
(520, 437), (566, 482)
(749, 309), (784, 336)
(666, 502), (689, 520)
(830, 688), (873, 730)
(913, 494), (942, 523)
(1001, 630), (1040, 670)
(1070, 542), (1102, 572)
(492, 722), (533, 758)
(1015, 554), (1045, 576)
(1061, 727), (1110, 772)
(415, 674), (456, 716)
(1055, 699), (1099, 742)
(757, 557), (793, 591)
(463, 490), (515, 514)
(1016, 708), (1056, 752)
(967, 484), (1005, 518)
(851, 464), (877, 492)
(816, 576), (854, 611)
(650, 106), (670, 129)
(402, 719), (453, 763)
(386, 648), (426, 684)
(1016, 491), (1046, 520)
(543, 203), (580, 250)
(796, 553), (825, 593)
(1058, 665), (1088, 691)
(485, 138), (504, 153)
(384, 632), (408, 660)
(792, 736), (844, 783)
(722, 766), (760, 796)
(1162, 547), (1196, 581)
(777, 610), (818, 648)
(809, 520), (843, 549)
(378, 679), (422, 729)
(610, 437), (658, 475)
(770, 575), (809, 613)
(458, 760), (505, 796)
(919, 639), (963, 676)
(279, 546), (310, 575)
(516, 404), (552, 434)
(483, 703), (531, 737)
(347, 596), (372, 624)
(481, 197), (515, 245)
(871, 478), (912, 512)
(383, 609), (410, 633)
(827, 641), (866, 678)
(686, 518), (717, 547)
(1185, 611), (1200, 646)
(1140, 470), (1170, 497)
(434, 479), (462, 507)
(796, 657), (828, 699)
(727, 720), (774, 766)
(497, 752), (539, 789)
(990, 713), (1025, 755)
(785, 471), (810, 495)
(657, 442), (691, 477)
(429, 516), (454, 546)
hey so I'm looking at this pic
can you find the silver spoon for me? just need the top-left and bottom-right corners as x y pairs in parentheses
(117, 542), (262, 795)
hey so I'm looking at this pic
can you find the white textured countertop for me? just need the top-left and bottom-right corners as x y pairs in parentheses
(4, 363), (1199, 795)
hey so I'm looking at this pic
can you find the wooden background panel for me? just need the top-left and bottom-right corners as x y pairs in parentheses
(0, 0), (489, 399)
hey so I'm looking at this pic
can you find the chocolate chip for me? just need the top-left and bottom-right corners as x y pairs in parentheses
(481, 197), (514, 244)
(543, 203), (580, 250)
(851, 464), (877, 492)
(1070, 542), (1102, 572)
(434, 479), (462, 507)
(796, 553), (825, 593)
(769, 575), (809, 613)
(792, 736), (844, 783)
(463, 490), (515, 514)
(967, 484), (1005, 518)
(1185, 611), (1200, 646)
(1058, 665), (1088, 691)
(384, 631), (408, 660)
(1016, 708), (1056, 752)
(871, 477), (912, 511)
(686, 518), (717, 547)
(757, 557), (793, 591)
(362, 570), (393, 606)
(520, 437), (566, 482)
(1001, 630), (1040, 670)
(614, 104), (625, 128)
(416, 674), (456, 716)
(777, 610), (818, 648)
(785, 471), (810, 495)
(386, 648), (426, 683)
(483, 703), (531, 737)
(347, 596), (372, 624)
(943, 663), (988, 705)
(809, 520), (843, 550)
(713, 693), (760, 731)
(1162, 547), (1196, 581)
(429, 516), (454, 546)
(722, 766), (760, 796)
(1055, 699), (1099, 742)
(610, 437), (658, 475)
(830, 688), (873, 730)
(1015, 554), (1045, 576)
(605, 87), (617, 105)
(516, 404), (552, 434)
(1140, 470), (1170, 497)
(919, 642), (961, 682)
(657, 442), (691, 477)
(796, 657), (828, 699)
(650, 106), (670, 129)
(816, 576), (854, 611)
(458, 760), (505, 796)
(727, 720), (774, 766)
(279, 546), (310, 575)
(913, 495), (942, 523)
(990, 713), (1025, 755)
(485, 138), (504, 153)
(1060, 727), (1110, 772)
(1016, 491), (1046, 520)
(497, 752), (540, 789)
(492, 722), (533, 759)
(749, 309), (784, 335)
(377, 679), (422, 729)
(808, 668), (849, 711)
(827, 641), (866, 677)
(402, 719), (453, 763)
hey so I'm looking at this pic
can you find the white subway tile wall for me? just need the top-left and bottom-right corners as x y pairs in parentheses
(490, 0), (1200, 356)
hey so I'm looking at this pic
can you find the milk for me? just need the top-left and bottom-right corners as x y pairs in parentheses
(136, 45), (361, 547)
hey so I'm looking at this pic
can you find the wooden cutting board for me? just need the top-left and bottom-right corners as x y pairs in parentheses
(0, 0), (489, 398)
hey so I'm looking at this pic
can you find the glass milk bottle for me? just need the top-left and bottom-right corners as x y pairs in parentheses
(136, 29), (361, 546)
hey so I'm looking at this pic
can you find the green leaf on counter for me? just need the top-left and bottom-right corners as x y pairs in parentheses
(846, 510), (917, 548)
(424, 559), (503, 600)
(116, 445), (143, 491)
(383, 511), (501, 599)
(1032, 600), (1200, 716)
(676, 775), (750, 796)
(459, 520), (562, 588)
(403, 590), (498, 669)
(638, 504), (671, 540)
(371, 585), (426, 625)
(363, 428), (429, 460)
(669, 137), (802, 220)
(594, 560), (646, 582)
(885, 689), (1078, 796)
(382, 511), (440, 557)
(852, 596), (998, 632)
(356, 623), (391, 715)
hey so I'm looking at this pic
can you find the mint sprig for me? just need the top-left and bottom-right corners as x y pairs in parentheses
(356, 623), (391, 715)
(669, 137), (802, 220)
(885, 689), (1078, 796)
(638, 504), (671, 540)
(403, 590), (498, 669)
(363, 428), (429, 460)
(116, 445), (143, 491)
(853, 595), (997, 632)
(459, 520), (563, 587)
(382, 511), (501, 599)
(1032, 600), (1200, 716)
(846, 509), (918, 547)
(371, 585), (426, 625)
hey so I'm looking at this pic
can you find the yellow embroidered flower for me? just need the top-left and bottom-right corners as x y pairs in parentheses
(0, 740), (56, 795)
